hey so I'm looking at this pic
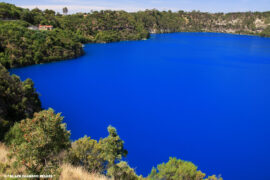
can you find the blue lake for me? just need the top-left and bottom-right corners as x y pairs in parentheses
(10, 33), (270, 180)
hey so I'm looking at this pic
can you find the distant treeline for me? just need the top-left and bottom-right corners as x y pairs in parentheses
(0, 2), (270, 68)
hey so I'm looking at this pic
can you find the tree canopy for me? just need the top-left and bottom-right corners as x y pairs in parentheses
(5, 109), (71, 175)
(148, 157), (223, 180)
(0, 64), (41, 140)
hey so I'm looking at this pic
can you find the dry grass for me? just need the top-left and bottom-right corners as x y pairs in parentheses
(1, 144), (109, 180)
(60, 164), (109, 180)
(0, 143), (9, 164)
(0, 142), (11, 179)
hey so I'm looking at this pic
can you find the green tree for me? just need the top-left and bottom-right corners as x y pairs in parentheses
(0, 64), (41, 140)
(0, 2), (22, 19)
(148, 157), (210, 180)
(107, 161), (139, 180)
(205, 175), (223, 180)
(99, 125), (128, 167)
(67, 125), (128, 177)
(5, 108), (71, 175)
(261, 25), (270, 37)
(67, 135), (105, 173)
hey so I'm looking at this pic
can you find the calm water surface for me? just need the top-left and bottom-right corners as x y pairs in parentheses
(10, 33), (270, 180)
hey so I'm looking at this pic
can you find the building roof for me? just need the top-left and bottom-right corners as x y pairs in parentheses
(39, 25), (53, 28)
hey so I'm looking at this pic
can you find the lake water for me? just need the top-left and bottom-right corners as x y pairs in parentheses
(10, 33), (270, 180)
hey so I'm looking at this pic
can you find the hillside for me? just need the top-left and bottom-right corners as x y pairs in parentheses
(0, 143), (109, 180)
(0, 20), (84, 68)
(0, 3), (270, 68)
(134, 10), (270, 36)
(0, 64), (41, 140)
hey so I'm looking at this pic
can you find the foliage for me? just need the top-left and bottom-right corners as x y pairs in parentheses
(67, 126), (128, 176)
(0, 20), (83, 68)
(0, 2), (22, 19)
(5, 109), (71, 175)
(148, 157), (221, 180)
(205, 175), (223, 180)
(260, 26), (270, 37)
(107, 161), (139, 180)
(67, 136), (105, 173)
(99, 125), (128, 167)
(57, 10), (149, 43)
(0, 64), (41, 140)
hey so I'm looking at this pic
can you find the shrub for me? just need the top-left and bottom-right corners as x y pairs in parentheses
(5, 109), (71, 176)
(67, 136), (105, 173)
(148, 157), (222, 180)
(107, 161), (139, 180)
(99, 126), (128, 167)
(0, 64), (41, 140)
(67, 125), (128, 179)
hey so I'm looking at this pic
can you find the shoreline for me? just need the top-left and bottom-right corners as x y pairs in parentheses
(7, 31), (269, 70)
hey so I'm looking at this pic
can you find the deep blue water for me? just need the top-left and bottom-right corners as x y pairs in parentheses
(10, 33), (270, 180)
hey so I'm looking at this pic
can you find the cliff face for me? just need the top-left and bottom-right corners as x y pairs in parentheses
(201, 16), (270, 35)
(140, 11), (270, 36)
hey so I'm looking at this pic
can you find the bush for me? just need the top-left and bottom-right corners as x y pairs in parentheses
(260, 26), (270, 37)
(67, 136), (105, 173)
(148, 157), (222, 180)
(5, 109), (71, 176)
(67, 125), (128, 179)
(99, 126), (128, 167)
(0, 64), (41, 140)
(107, 161), (139, 180)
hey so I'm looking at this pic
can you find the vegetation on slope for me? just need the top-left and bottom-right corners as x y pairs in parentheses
(261, 25), (270, 37)
(4, 109), (70, 176)
(0, 64), (41, 140)
(133, 10), (270, 36)
(0, 2), (23, 19)
(0, 20), (84, 68)
(1, 3), (270, 68)
(1, 110), (222, 180)
(148, 157), (222, 180)
(58, 11), (149, 43)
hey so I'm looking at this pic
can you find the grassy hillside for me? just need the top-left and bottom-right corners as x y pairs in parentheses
(60, 164), (110, 180)
(0, 143), (109, 180)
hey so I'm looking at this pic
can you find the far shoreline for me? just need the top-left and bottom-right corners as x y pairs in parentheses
(8, 31), (269, 71)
